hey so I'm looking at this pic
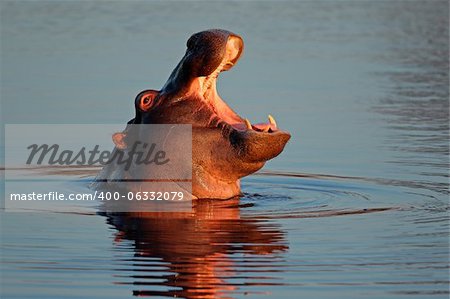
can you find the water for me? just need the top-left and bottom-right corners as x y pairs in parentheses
(1, 1), (449, 298)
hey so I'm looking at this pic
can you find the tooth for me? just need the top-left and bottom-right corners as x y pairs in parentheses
(244, 119), (252, 130)
(262, 125), (270, 132)
(268, 114), (277, 128)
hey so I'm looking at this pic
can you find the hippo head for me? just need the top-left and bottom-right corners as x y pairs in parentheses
(108, 29), (290, 199)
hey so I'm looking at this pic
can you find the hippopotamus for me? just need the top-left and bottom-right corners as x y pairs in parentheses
(97, 29), (290, 199)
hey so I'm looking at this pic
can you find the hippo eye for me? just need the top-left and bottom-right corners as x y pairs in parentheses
(135, 89), (159, 112)
(139, 96), (153, 112)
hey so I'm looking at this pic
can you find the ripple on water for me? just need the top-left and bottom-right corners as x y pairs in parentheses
(2, 167), (449, 298)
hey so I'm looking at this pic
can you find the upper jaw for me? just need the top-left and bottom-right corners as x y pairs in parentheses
(193, 33), (284, 135)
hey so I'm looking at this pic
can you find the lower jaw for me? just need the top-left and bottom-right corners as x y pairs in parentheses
(201, 89), (278, 133)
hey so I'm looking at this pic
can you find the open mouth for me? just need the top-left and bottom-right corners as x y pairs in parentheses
(199, 37), (279, 134)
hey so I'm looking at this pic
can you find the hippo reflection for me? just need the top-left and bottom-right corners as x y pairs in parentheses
(98, 29), (290, 199)
(105, 198), (288, 298)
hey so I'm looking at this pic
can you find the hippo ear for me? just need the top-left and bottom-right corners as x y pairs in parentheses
(112, 132), (127, 150)
(135, 90), (159, 112)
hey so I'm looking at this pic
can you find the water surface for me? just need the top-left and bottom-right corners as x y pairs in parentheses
(1, 1), (449, 298)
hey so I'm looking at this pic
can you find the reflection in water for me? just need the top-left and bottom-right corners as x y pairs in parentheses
(104, 198), (288, 298)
